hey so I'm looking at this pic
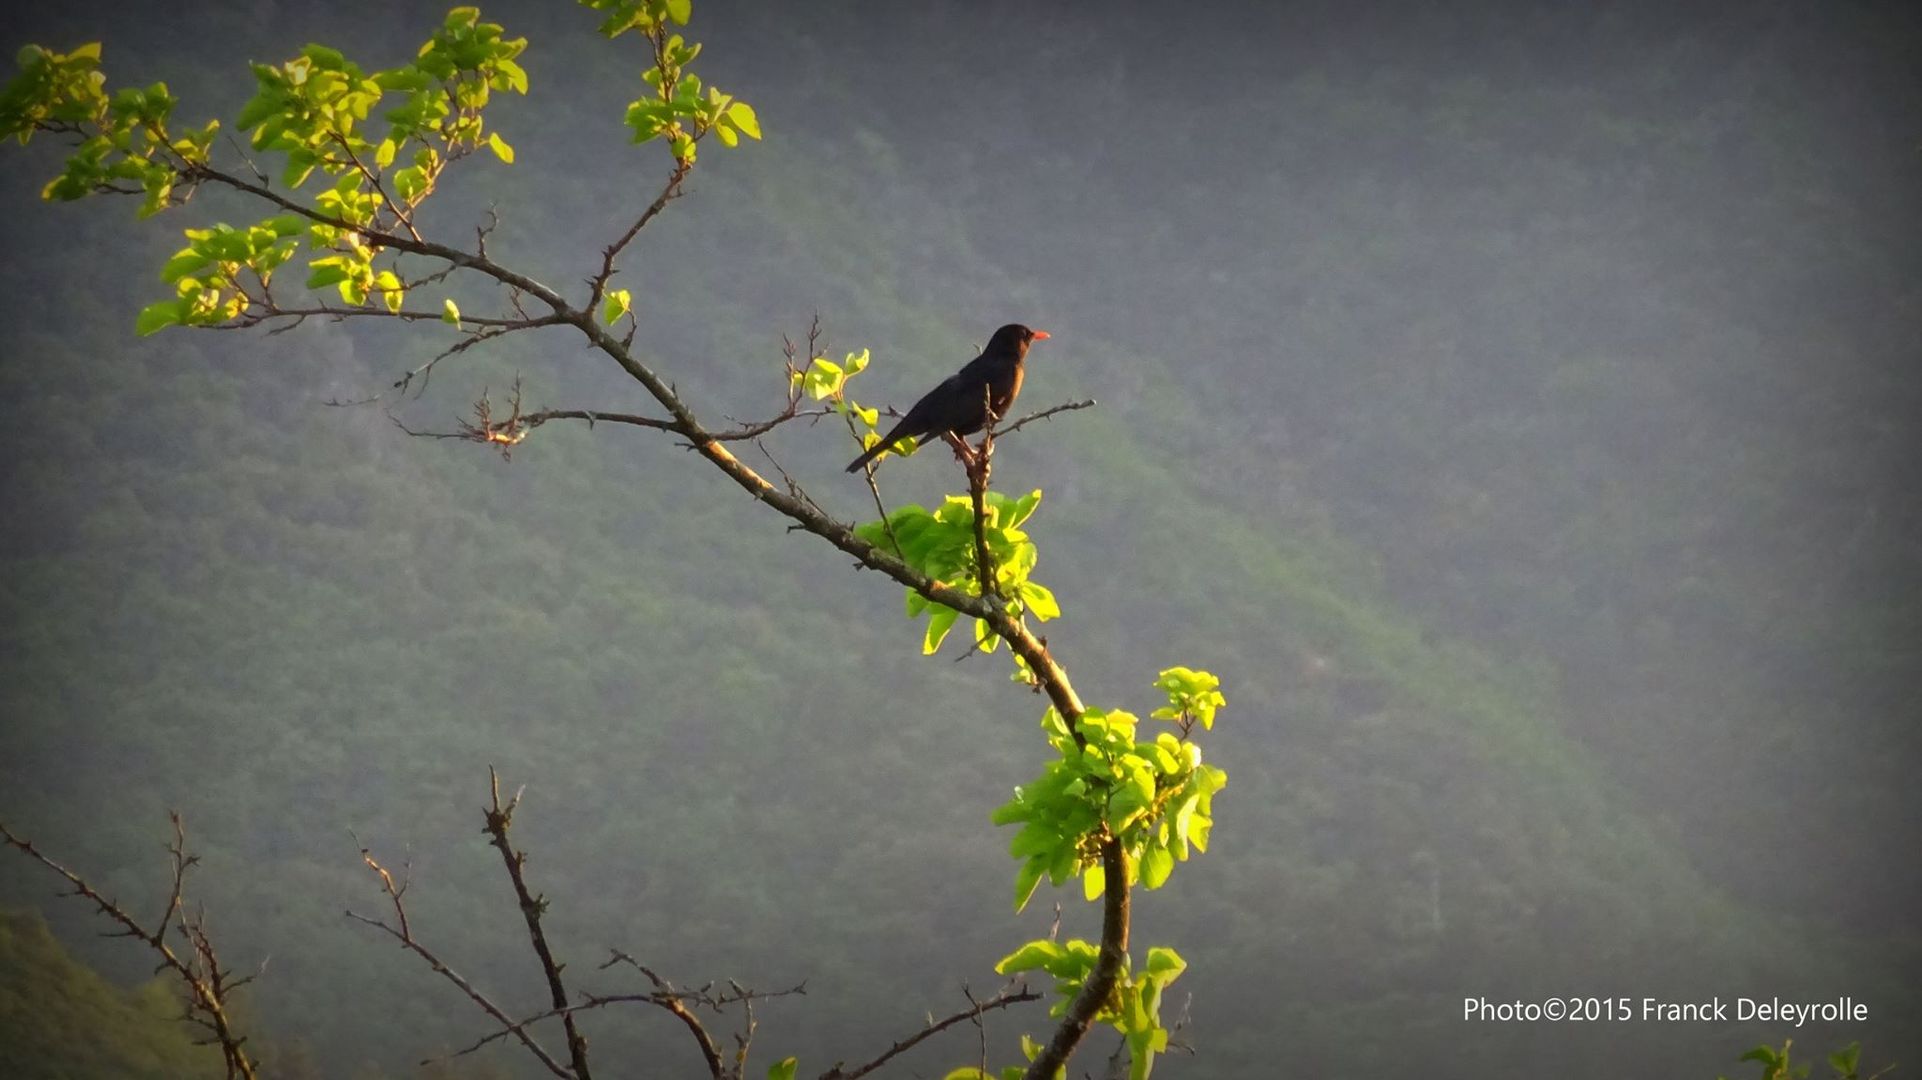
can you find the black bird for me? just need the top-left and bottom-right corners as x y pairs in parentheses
(845, 323), (1050, 472)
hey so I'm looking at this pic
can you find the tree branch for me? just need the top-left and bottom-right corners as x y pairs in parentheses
(998, 398), (1098, 438)
(184, 147), (1120, 1078)
(482, 767), (594, 1080)
(1023, 836), (1129, 1080)
(1, 815), (261, 1080)
(589, 159), (690, 311)
(817, 981), (1039, 1080)
(346, 842), (574, 1079)
(969, 388), (1002, 604)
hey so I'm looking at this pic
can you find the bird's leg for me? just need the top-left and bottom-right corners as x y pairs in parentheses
(941, 430), (977, 466)
(973, 384), (1000, 468)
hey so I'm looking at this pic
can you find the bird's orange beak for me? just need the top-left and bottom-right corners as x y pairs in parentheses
(1032, 330), (1051, 340)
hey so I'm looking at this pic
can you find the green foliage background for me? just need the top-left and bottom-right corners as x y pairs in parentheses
(0, 1), (1916, 1076)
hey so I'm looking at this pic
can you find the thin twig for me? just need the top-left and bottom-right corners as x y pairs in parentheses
(483, 767), (595, 1080)
(818, 982), (1039, 1080)
(345, 843), (572, 1079)
(589, 159), (690, 311)
(2, 817), (261, 1080)
(998, 398), (1098, 439)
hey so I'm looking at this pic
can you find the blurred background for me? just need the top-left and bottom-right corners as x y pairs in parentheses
(1, 1), (1917, 1076)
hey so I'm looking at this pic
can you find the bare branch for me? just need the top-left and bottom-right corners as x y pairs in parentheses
(1, 817), (260, 1080)
(516, 404), (839, 442)
(818, 982), (1040, 1080)
(346, 842), (573, 1079)
(589, 159), (691, 311)
(997, 398), (1098, 439)
(483, 767), (594, 1080)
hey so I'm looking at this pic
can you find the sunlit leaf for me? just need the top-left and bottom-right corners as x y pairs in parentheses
(135, 299), (183, 335)
(726, 100), (760, 139)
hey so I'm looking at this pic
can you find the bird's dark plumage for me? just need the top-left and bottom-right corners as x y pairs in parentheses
(845, 323), (1050, 472)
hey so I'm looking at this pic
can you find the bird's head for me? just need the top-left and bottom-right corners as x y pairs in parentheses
(990, 323), (1051, 357)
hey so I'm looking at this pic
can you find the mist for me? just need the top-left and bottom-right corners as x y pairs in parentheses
(1, 1), (1917, 1077)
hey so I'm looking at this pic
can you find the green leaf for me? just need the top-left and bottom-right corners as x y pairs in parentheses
(235, 92), (281, 133)
(922, 605), (959, 655)
(766, 1058), (798, 1080)
(803, 355), (844, 400)
(602, 288), (631, 324)
(305, 261), (352, 289)
(441, 298), (460, 325)
(160, 249), (212, 283)
(1140, 842), (1174, 889)
(713, 123), (737, 147)
(391, 165), (426, 201)
(1018, 581), (1060, 620)
(1082, 862), (1104, 901)
(374, 136), (398, 169)
(1005, 489), (1043, 528)
(496, 58), (528, 93)
(486, 131), (514, 163)
(726, 100), (761, 139)
(1143, 946), (1186, 984)
(135, 299), (184, 335)
(1012, 855), (1045, 912)
(280, 153), (315, 190)
(1007, 822), (1057, 859)
(373, 269), (403, 312)
(993, 940), (1064, 976)
(664, 0), (692, 25)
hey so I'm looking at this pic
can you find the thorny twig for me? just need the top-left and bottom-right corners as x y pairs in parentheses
(1, 815), (261, 1080)
(482, 767), (594, 1080)
(817, 981), (1040, 1080)
(345, 842), (574, 1079)
(997, 398), (1097, 439)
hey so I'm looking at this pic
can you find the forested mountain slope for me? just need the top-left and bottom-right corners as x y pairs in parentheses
(1, 2), (1914, 1076)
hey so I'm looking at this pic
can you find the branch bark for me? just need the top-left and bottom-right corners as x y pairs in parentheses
(818, 982), (1041, 1080)
(346, 843), (575, 1079)
(482, 768), (594, 1080)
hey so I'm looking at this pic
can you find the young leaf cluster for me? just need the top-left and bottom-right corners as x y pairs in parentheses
(581, 0), (760, 162)
(967, 942), (1187, 1080)
(1150, 666), (1225, 734)
(854, 490), (1059, 654)
(1720, 1040), (1883, 1080)
(144, 215), (307, 333)
(804, 347), (918, 461)
(3, 9), (536, 336)
(993, 669), (1229, 912)
(0, 43), (217, 216)
(240, 6), (526, 191)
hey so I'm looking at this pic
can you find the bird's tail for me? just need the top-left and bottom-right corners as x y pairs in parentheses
(845, 439), (892, 473)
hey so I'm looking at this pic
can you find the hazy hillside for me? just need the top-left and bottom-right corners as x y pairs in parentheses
(1, 1), (1915, 1077)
